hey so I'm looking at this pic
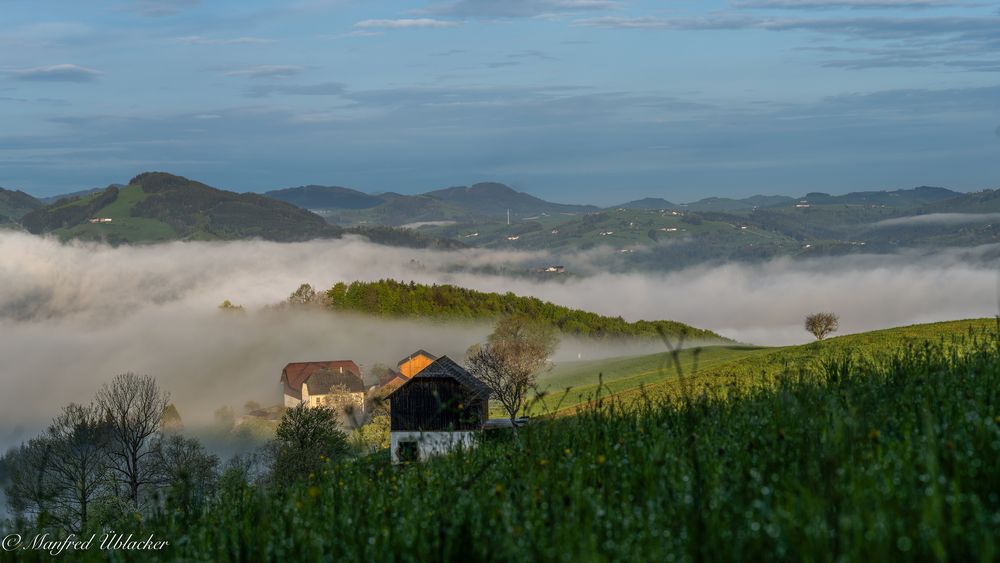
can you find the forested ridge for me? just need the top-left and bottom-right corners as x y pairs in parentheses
(325, 279), (724, 341)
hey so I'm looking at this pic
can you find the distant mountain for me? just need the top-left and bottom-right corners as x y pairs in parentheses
(615, 197), (677, 210)
(0, 188), (43, 224)
(682, 196), (795, 212)
(265, 185), (385, 210)
(915, 189), (1000, 213)
(40, 186), (119, 205)
(21, 172), (341, 243)
(424, 182), (599, 217)
(798, 186), (960, 208)
(274, 181), (602, 226)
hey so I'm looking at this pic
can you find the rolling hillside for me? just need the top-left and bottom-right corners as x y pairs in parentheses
(532, 318), (994, 413)
(0, 187), (43, 225)
(21, 172), (341, 243)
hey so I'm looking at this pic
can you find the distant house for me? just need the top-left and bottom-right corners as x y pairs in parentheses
(385, 356), (490, 464)
(506, 235), (520, 241)
(541, 265), (565, 273)
(88, 217), (113, 223)
(280, 361), (365, 420)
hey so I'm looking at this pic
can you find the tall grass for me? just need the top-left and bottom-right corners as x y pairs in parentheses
(6, 329), (1000, 562)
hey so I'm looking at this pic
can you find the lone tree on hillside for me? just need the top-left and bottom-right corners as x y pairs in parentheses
(466, 315), (558, 426)
(805, 312), (839, 341)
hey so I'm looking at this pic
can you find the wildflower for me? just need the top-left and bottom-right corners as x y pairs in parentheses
(564, 448), (572, 456)
(495, 484), (505, 495)
(596, 454), (607, 465)
(308, 486), (321, 498)
(868, 430), (880, 441)
(539, 459), (549, 466)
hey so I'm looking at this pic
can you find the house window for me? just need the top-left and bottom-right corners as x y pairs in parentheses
(397, 440), (419, 463)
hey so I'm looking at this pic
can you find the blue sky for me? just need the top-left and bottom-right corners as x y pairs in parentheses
(1, 0), (998, 203)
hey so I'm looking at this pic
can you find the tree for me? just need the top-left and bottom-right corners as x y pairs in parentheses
(805, 312), (839, 341)
(467, 315), (558, 425)
(3, 437), (57, 525)
(161, 404), (184, 433)
(288, 283), (321, 307)
(152, 434), (219, 519)
(218, 300), (245, 312)
(95, 373), (169, 508)
(269, 405), (349, 485)
(45, 403), (111, 532)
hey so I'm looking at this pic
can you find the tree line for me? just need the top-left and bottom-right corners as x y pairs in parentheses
(323, 279), (722, 341)
(1, 373), (352, 536)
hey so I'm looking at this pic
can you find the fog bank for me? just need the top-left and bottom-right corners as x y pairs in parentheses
(0, 231), (995, 444)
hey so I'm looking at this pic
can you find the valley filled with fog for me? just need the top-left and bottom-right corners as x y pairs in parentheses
(0, 231), (995, 446)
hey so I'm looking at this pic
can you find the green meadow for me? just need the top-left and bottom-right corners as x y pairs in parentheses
(7, 318), (996, 562)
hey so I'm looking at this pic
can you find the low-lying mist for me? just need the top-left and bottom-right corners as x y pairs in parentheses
(0, 231), (996, 448)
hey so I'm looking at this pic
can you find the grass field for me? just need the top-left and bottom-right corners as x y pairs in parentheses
(529, 318), (995, 415)
(4, 318), (998, 562)
(55, 184), (178, 242)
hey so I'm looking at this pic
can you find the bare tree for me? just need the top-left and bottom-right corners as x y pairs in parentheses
(95, 373), (169, 508)
(466, 315), (558, 425)
(805, 312), (840, 340)
(46, 403), (110, 532)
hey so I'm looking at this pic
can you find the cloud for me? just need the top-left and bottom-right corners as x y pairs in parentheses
(176, 36), (276, 46)
(873, 212), (1000, 227)
(733, 0), (966, 9)
(575, 13), (1000, 38)
(428, 0), (621, 18)
(8, 64), (102, 83)
(224, 65), (306, 79)
(246, 82), (347, 98)
(354, 18), (460, 29)
(125, 0), (200, 17)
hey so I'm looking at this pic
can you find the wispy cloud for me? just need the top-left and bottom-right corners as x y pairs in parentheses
(354, 18), (460, 30)
(428, 0), (621, 18)
(246, 82), (347, 98)
(176, 36), (276, 46)
(224, 65), (306, 79)
(125, 0), (200, 17)
(7, 64), (103, 83)
(733, 0), (967, 9)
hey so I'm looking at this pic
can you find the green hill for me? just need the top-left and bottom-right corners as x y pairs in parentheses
(265, 185), (385, 210)
(425, 182), (599, 217)
(324, 279), (726, 341)
(119, 316), (999, 561)
(20, 172), (342, 243)
(534, 318), (994, 413)
(0, 187), (43, 225)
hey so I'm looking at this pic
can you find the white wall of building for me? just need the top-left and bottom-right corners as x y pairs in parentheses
(390, 431), (478, 464)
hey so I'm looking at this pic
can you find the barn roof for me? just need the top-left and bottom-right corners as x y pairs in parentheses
(385, 356), (490, 399)
(396, 349), (438, 367)
(281, 361), (361, 395)
(304, 368), (365, 394)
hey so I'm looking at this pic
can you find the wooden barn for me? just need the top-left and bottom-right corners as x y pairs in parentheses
(385, 355), (490, 463)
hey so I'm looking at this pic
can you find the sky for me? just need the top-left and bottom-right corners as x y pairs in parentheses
(1, 0), (998, 203)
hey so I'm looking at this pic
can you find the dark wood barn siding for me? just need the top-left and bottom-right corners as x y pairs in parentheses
(390, 378), (488, 431)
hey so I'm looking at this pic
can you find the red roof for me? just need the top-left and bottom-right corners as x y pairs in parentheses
(281, 361), (361, 399)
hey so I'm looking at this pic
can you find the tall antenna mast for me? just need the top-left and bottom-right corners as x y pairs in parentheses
(507, 208), (510, 225)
